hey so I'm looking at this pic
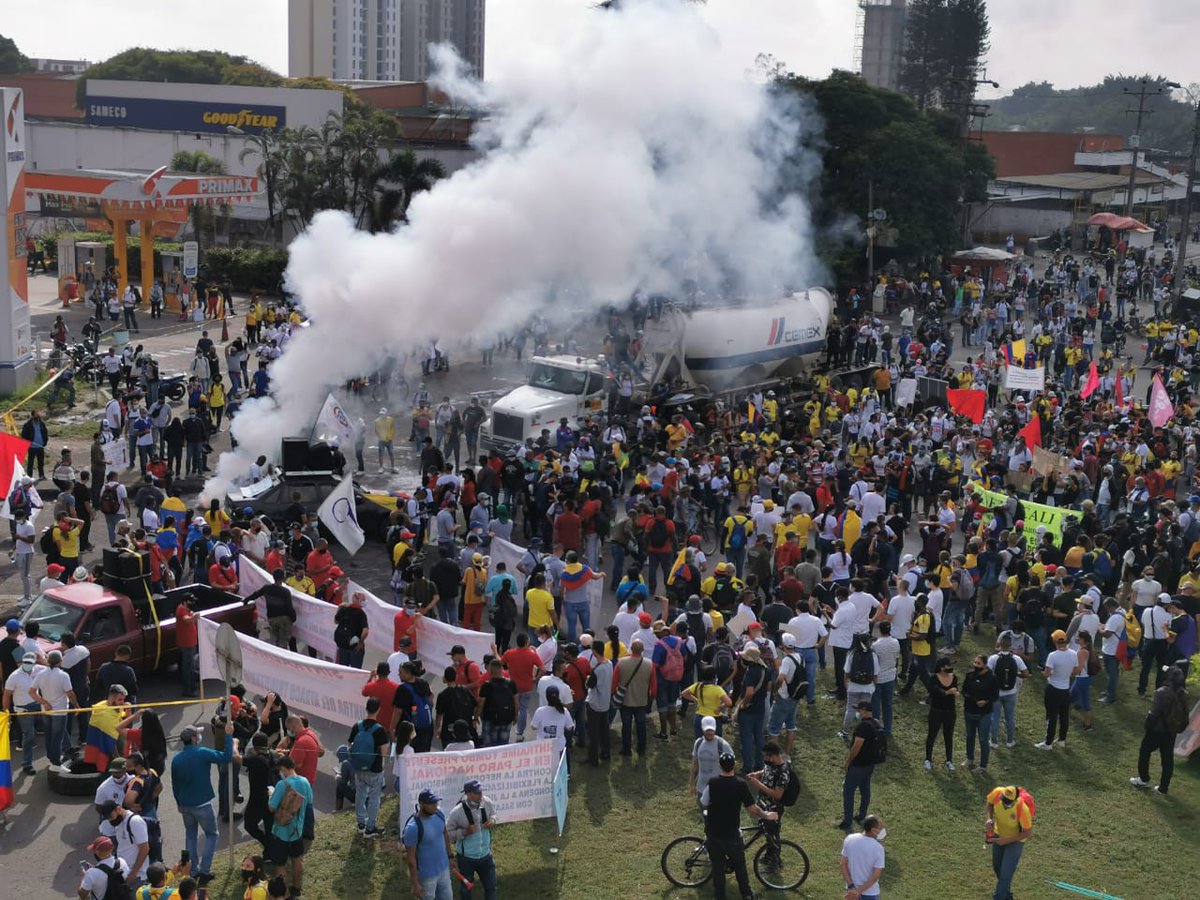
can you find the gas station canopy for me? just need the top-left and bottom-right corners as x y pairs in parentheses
(26, 166), (260, 210)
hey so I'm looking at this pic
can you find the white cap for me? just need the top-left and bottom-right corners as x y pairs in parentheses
(1159, 592), (1173, 605)
(901, 554), (915, 566)
(700, 716), (717, 732)
(780, 633), (797, 648)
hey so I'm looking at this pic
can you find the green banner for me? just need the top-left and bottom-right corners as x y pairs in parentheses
(970, 483), (1083, 551)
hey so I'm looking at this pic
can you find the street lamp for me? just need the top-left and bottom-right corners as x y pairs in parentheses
(1123, 80), (1180, 217)
(1173, 90), (1199, 306)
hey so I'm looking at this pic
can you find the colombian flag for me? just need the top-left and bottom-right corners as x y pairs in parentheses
(1010, 339), (1026, 364)
(83, 702), (125, 773)
(666, 548), (689, 585)
(0, 712), (13, 812)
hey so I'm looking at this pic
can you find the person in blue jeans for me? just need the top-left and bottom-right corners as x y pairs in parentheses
(6, 652), (43, 774)
(171, 720), (234, 881)
(446, 780), (498, 900)
(348, 698), (390, 838)
(766, 634), (805, 754)
(403, 789), (459, 900)
(736, 645), (769, 771)
(836, 701), (881, 829)
(987, 637), (1030, 748)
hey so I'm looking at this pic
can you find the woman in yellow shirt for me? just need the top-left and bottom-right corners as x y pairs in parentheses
(601, 624), (628, 662)
(208, 378), (227, 429)
(681, 668), (732, 737)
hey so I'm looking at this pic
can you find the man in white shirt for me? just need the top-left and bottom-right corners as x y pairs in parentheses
(840, 815), (886, 897)
(871, 622), (902, 735)
(860, 487), (886, 525)
(1138, 595), (1174, 696)
(884, 581), (916, 680)
(924, 576), (945, 633)
(784, 602), (827, 705)
(98, 799), (150, 886)
(3, 652), (43, 773)
(828, 596), (857, 701)
(1130, 569), (1162, 621)
(79, 836), (130, 900)
(1097, 598), (1124, 703)
(32, 649), (76, 767)
(846, 581), (882, 635)
(1034, 630), (1079, 749)
(535, 659), (572, 710)
(767, 633), (806, 753)
(13, 508), (37, 606)
(987, 634), (1030, 748)
(898, 555), (924, 594)
(93, 757), (133, 813)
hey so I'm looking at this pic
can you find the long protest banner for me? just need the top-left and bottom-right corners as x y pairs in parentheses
(970, 482), (1081, 551)
(240, 559), (341, 659)
(1004, 366), (1046, 392)
(197, 617), (367, 727)
(395, 740), (558, 824)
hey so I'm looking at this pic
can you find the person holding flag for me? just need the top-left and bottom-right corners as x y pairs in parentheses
(84, 684), (136, 774)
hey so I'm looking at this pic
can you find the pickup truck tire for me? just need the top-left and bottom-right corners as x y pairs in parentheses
(47, 757), (106, 797)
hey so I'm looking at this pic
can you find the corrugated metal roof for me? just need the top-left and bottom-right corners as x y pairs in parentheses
(994, 171), (1164, 191)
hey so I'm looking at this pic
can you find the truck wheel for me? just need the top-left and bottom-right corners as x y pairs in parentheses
(47, 757), (106, 797)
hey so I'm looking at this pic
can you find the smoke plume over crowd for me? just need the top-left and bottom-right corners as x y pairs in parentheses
(209, 0), (824, 494)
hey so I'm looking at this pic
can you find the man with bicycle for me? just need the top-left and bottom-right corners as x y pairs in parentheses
(744, 740), (791, 872)
(700, 751), (778, 900)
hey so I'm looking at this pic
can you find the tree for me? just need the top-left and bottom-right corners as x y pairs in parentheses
(898, 0), (991, 113)
(76, 48), (282, 106)
(171, 150), (228, 250)
(366, 149), (446, 233)
(239, 129), (285, 244)
(0, 33), (32, 75)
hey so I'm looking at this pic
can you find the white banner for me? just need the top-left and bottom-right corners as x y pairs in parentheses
(102, 439), (129, 471)
(241, 558), (340, 659)
(490, 535), (604, 631)
(1004, 366), (1046, 391)
(197, 617), (367, 727)
(415, 615), (494, 671)
(895, 377), (917, 408)
(395, 740), (558, 824)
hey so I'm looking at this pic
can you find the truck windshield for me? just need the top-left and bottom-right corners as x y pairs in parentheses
(528, 363), (588, 395)
(22, 593), (85, 642)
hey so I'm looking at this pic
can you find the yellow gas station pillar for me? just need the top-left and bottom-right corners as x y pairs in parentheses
(139, 219), (154, 298)
(110, 213), (128, 297)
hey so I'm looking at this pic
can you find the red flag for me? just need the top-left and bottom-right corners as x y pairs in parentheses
(1018, 414), (1042, 449)
(1080, 362), (1100, 399)
(0, 433), (32, 502)
(1115, 369), (1125, 409)
(946, 388), (986, 424)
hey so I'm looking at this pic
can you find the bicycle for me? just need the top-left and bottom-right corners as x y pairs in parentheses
(661, 819), (810, 891)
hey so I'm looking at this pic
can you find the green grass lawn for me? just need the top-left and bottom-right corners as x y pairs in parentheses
(209, 633), (1200, 899)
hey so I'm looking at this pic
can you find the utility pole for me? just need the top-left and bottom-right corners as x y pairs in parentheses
(1172, 100), (1200, 304)
(867, 179), (875, 284)
(1123, 79), (1179, 217)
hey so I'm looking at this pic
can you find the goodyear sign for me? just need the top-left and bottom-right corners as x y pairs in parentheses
(86, 96), (285, 135)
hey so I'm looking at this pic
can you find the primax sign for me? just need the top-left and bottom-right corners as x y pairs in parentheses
(86, 96), (286, 135)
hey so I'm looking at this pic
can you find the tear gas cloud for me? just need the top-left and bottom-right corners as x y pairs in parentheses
(209, 0), (825, 494)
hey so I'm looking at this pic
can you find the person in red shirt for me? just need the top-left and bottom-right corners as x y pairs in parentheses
(393, 599), (423, 653)
(278, 714), (324, 785)
(361, 661), (399, 744)
(208, 557), (240, 593)
(562, 643), (592, 750)
(264, 540), (285, 574)
(498, 633), (543, 738)
(637, 505), (677, 594)
(774, 531), (803, 576)
(553, 500), (582, 552)
(176, 595), (199, 696)
(306, 539), (336, 593)
(147, 534), (174, 594)
(450, 645), (484, 697)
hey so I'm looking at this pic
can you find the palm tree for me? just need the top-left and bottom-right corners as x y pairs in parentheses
(366, 149), (446, 233)
(238, 129), (284, 244)
(170, 150), (228, 249)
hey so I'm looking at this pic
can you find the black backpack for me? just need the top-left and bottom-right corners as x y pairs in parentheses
(868, 719), (888, 765)
(783, 652), (807, 699)
(491, 583), (517, 630)
(483, 679), (516, 723)
(848, 646), (874, 686)
(994, 653), (1019, 692)
(780, 762), (800, 807)
(96, 860), (133, 900)
(687, 611), (708, 653)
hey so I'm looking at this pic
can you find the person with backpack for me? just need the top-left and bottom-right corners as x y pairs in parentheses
(1130, 663), (1191, 795)
(98, 798), (151, 888)
(637, 505), (676, 593)
(840, 633), (879, 740)
(984, 785), (1034, 900)
(987, 633), (1030, 749)
(766, 633), (807, 755)
(333, 591), (371, 669)
(445, 780), (498, 900)
(402, 788), (459, 900)
(722, 506), (754, 579)
(477, 658), (518, 747)
(744, 739), (794, 869)
(79, 835), (132, 900)
(963, 654), (1000, 772)
(651, 622), (687, 741)
(266, 754), (313, 897)
(347, 697), (390, 838)
(836, 700), (885, 830)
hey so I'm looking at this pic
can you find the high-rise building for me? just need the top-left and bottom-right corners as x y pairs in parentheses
(856, 0), (906, 92)
(289, 0), (484, 82)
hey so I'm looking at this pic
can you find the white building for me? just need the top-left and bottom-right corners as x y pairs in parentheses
(30, 57), (90, 75)
(289, 0), (484, 83)
(857, 0), (906, 92)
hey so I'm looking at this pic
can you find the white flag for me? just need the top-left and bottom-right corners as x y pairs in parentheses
(312, 393), (357, 449)
(317, 475), (364, 555)
(1, 457), (42, 520)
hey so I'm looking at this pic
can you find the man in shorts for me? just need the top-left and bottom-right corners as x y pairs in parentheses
(267, 754), (313, 897)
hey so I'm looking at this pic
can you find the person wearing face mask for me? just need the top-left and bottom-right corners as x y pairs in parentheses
(837, 701), (884, 831)
(984, 785), (1034, 900)
(94, 756), (133, 814)
(239, 854), (269, 900)
(98, 798), (151, 887)
(963, 655), (1000, 773)
(2, 651), (43, 775)
(839, 814), (886, 899)
(79, 835), (131, 900)
(445, 779), (498, 900)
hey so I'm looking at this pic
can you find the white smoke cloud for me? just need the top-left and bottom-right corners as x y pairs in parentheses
(209, 0), (824, 494)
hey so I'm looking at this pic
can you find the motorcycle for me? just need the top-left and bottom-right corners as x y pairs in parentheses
(159, 373), (187, 402)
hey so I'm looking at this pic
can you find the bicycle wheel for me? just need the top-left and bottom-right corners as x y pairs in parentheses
(701, 517), (721, 556)
(754, 838), (810, 890)
(661, 835), (713, 888)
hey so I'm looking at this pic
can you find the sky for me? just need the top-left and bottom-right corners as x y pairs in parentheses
(4, 0), (1197, 97)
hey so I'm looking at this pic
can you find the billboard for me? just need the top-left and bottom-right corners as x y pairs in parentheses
(0, 87), (32, 392)
(85, 96), (287, 135)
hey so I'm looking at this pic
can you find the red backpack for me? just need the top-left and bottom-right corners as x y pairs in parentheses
(658, 636), (685, 682)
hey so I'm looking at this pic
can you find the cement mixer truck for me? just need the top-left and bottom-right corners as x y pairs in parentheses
(481, 288), (834, 448)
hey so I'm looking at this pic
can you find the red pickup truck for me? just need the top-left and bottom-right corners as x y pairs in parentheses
(23, 581), (255, 674)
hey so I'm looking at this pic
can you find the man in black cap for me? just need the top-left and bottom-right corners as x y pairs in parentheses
(446, 780), (498, 900)
(401, 788), (459, 899)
